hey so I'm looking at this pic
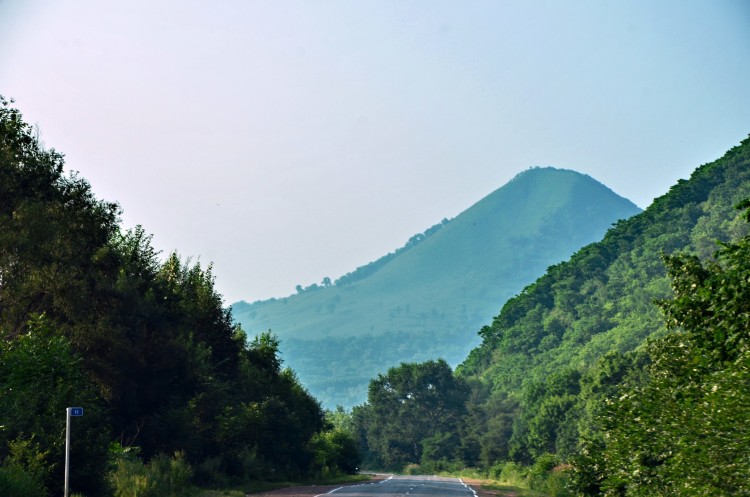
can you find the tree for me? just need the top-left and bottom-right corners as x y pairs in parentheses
(0, 316), (111, 495)
(0, 97), (333, 492)
(457, 387), (519, 468)
(211, 331), (326, 480)
(358, 359), (468, 469)
(0, 98), (120, 340)
(308, 428), (361, 476)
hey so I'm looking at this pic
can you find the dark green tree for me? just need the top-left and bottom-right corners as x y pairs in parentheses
(308, 428), (361, 476)
(457, 387), (519, 468)
(358, 359), (468, 469)
(210, 331), (326, 481)
(0, 316), (111, 495)
(0, 97), (333, 492)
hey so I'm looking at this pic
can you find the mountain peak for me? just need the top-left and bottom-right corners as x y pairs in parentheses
(231, 168), (641, 407)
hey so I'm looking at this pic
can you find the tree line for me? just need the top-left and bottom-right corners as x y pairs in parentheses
(0, 97), (360, 496)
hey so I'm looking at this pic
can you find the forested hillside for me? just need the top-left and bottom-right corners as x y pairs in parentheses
(233, 168), (640, 407)
(456, 135), (750, 484)
(0, 99), (358, 496)
(458, 134), (750, 394)
(353, 135), (750, 495)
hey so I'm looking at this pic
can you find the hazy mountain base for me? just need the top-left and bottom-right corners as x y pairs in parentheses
(234, 168), (641, 408)
(282, 329), (480, 408)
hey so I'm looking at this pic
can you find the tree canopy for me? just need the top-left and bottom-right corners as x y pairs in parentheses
(355, 359), (468, 470)
(571, 200), (750, 496)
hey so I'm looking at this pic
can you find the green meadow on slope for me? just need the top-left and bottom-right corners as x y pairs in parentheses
(232, 168), (641, 408)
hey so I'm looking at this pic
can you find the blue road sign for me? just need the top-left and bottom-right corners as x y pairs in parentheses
(70, 407), (84, 417)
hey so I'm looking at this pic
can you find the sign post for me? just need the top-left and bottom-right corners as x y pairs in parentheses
(64, 407), (83, 497)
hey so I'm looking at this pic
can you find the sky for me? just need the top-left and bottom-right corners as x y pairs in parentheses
(1, 1), (749, 305)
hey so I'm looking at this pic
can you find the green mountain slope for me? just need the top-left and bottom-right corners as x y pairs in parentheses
(456, 136), (750, 466)
(232, 168), (641, 407)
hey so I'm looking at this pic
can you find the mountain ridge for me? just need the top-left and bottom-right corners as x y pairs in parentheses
(231, 166), (642, 407)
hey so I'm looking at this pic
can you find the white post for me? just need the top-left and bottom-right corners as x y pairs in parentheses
(64, 407), (71, 497)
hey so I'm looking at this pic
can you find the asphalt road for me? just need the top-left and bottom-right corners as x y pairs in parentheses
(318, 476), (478, 497)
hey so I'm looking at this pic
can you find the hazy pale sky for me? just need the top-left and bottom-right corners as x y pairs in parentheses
(1, 1), (749, 304)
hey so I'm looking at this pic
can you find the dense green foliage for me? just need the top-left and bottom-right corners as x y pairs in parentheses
(0, 464), (47, 497)
(571, 202), (750, 495)
(354, 359), (469, 470)
(0, 98), (357, 496)
(0, 317), (110, 494)
(233, 168), (640, 407)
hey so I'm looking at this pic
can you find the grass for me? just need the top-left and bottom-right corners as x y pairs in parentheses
(479, 481), (551, 497)
(195, 491), (246, 497)
(432, 471), (552, 497)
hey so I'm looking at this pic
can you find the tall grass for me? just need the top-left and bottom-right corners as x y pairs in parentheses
(110, 451), (193, 497)
(487, 456), (573, 497)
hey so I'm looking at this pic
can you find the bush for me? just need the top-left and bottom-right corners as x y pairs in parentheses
(308, 429), (361, 478)
(194, 456), (229, 487)
(110, 451), (193, 497)
(534, 469), (572, 497)
(420, 458), (467, 475)
(0, 465), (47, 497)
(488, 458), (573, 496)
(527, 455), (573, 496)
(491, 461), (528, 486)
(530, 453), (559, 477)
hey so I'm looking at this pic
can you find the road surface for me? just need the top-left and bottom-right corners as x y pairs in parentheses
(316, 475), (478, 497)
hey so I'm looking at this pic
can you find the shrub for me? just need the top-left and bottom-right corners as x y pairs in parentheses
(534, 469), (572, 497)
(492, 461), (528, 486)
(194, 456), (228, 487)
(0, 465), (47, 497)
(530, 453), (559, 477)
(528, 455), (573, 496)
(110, 451), (193, 497)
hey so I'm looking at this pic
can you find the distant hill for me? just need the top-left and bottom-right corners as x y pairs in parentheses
(231, 167), (641, 407)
